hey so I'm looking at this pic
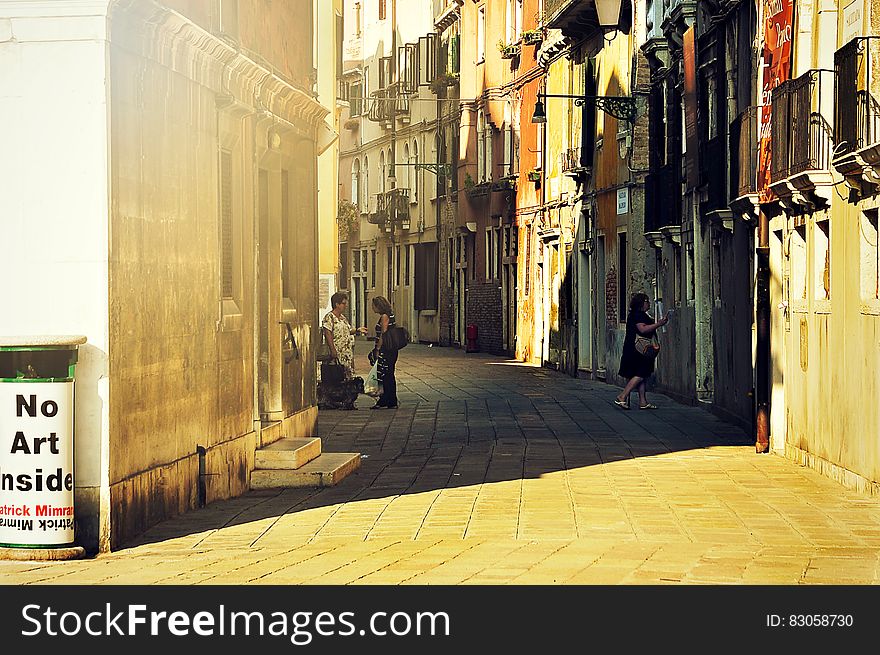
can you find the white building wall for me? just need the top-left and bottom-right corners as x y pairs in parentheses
(0, 5), (112, 550)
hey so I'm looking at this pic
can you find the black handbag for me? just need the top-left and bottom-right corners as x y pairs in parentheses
(382, 325), (410, 352)
(320, 359), (345, 385)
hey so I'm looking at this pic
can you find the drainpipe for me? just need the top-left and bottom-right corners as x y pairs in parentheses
(755, 208), (770, 453)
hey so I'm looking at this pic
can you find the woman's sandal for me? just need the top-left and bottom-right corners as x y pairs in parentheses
(614, 398), (630, 410)
(638, 403), (659, 410)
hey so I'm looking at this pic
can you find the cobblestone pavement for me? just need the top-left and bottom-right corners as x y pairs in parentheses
(4, 344), (880, 584)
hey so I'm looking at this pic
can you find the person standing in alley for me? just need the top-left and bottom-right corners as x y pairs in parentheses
(370, 295), (399, 409)
(615, 292), (669, 410)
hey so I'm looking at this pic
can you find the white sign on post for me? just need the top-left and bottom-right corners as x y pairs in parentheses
(0, 382), (75, 546)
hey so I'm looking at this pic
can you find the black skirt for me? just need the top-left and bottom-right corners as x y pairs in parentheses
(618, 310), (656, 379)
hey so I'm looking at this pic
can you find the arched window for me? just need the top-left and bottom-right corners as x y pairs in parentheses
(379, 150), (386, 194)
(477, 110), (486, 182)
(503, 102), (513, 177)
(412, 139), (420, 202)
(352, 158), (361, 211)
(403, 143), (410, 193)
(485, 115), (493, 182)
(362, 155), (369, 211)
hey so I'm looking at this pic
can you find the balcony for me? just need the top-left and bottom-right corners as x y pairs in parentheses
(366, 84), (410, 126)
(728, 106), (760, 221)
(560, 147), (592, 180)
(500, 43), (521, 60)
(369, 189), (412, 232)
(769, 69), (834, 213)
(543, 0), (601, 39)
(833, 36), (880, 197)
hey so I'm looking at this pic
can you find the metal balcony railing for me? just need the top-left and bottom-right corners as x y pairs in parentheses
(834, 36), (880, 156)
(771, 70), (834, 182)
(560, 147), (590, 177)
(366, 84), (410, 124)
(337, 79), (350, 103)
(370, 189), (411, 230)
(730, 107), (759, 198)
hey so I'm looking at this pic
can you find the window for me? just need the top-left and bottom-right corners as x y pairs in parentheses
(281, 169), (291, 300)
(503, 103), (513, 177)
(379, 0), (386, 21)
(387, 246), (393, 298)
(524, 227), (532, 295)
(448, 237), (455, 286)
(371, 248), (377, 288)
(477, 5), (486, 63)
(379, 151), (386, 194)
(686, 242), (695, 302)
(618, 231), (628, 321)
(814, 220), (830, 302)
(362, 155), (370, 211)
(403, 143), (411, 195)
(219, 150), (235, 299)
(477, 110), (486, 182)
(219, 0), (238, 40)
(355, 2), (362, 36)
(406, 245), (412, 285)
(506, 0), (523, 44)
(395, 245), (401, 287)
(485, 227), (492, 279)
(485, 122), (494, 182)
(415, 242), (439, 311)
(790, 226), (807, 305)
(350, 81), (363, 117)
(861, 209), (879, 303)
(412, 140), (419, 202)
(351, 159), (360, 211)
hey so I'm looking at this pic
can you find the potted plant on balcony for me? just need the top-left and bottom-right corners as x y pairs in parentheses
(429, 72), (459, 95)
(498, 40), (521, 60)
(527, 169), (541, 183)
(521, 29), (543, 45)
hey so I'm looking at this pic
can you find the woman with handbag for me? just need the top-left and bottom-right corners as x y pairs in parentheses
(615, 292), (669, 410)
(370, 295), (399, 410)
(321, 292), (367, 379)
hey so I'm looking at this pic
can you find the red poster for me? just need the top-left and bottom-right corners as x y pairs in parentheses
(683, 27), (699, 190)
(757, 0), (794, 201)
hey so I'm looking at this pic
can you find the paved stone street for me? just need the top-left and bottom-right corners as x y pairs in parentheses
(4, 344), (880, 584)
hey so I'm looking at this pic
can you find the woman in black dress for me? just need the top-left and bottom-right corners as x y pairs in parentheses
(615, 292), (669, 410)
(370, 295), (398, 409)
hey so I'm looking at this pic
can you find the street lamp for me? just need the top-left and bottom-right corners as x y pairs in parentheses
(595, 0), (623, 27)
(531, 93), (637, 125)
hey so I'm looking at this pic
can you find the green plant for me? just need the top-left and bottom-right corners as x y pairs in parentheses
(464, 173), (475, 189)
(337, 199), (359, 240)
(527, 169), (541, 182)
(497, 39), (506, 52)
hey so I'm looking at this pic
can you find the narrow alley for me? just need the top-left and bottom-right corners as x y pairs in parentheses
(3, 344), (879, 585)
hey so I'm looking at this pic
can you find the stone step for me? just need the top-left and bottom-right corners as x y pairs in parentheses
(250, 452), (361, 490)
(254, 437), (322, 470)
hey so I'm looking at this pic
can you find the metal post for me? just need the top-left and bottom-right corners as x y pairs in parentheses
(755, 208), (770, 453)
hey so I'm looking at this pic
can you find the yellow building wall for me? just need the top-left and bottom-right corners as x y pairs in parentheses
(771, 0), (880, 492)
(106, 0), (322, 547)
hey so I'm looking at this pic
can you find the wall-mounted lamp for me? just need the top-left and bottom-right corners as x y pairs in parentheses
(595, 0), (624, 27)
(531, 93), (637, 125)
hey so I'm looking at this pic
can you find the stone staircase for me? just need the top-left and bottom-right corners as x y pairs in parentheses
(251, 437), (361, 490)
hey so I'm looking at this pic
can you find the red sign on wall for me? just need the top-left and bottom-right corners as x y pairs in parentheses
(757, 0), (794, 201)
(683, 27), (699, 191)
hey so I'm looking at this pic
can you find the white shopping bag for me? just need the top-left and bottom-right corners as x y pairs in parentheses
(364, 361), (383, 397)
